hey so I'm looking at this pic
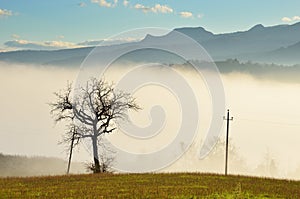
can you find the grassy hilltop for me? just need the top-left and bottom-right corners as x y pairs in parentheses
(1, 173), (299, 198)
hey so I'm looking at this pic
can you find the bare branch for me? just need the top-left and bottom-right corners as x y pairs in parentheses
(49, 82), (74, 123)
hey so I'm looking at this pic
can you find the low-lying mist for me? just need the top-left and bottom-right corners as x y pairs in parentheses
(0, 153), (86, 177)
(1, 61), (300, 179)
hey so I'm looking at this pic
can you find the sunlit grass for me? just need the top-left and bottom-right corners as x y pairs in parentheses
(0, 173), (299, 198)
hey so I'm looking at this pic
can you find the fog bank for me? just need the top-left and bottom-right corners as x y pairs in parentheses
(1, 62), (300, 179)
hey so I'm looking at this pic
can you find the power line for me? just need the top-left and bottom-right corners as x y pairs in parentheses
(237, 118), (300, 127)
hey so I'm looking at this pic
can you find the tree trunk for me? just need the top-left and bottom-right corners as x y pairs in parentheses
(92, 136), (100, 173)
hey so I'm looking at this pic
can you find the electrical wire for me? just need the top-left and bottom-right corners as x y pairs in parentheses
(236, 118), (300, 127)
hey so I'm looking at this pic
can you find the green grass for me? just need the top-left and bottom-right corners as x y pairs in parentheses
(0, 173), (299, 198)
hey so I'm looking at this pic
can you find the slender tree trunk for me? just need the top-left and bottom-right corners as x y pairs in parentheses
(92, 136), (100, 173)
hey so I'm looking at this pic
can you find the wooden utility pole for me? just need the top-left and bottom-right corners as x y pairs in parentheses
(67, 129), (76, 175)
(224, 109), (233, 176)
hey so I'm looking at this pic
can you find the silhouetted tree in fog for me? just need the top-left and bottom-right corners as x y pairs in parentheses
(50, 78), (140, 173)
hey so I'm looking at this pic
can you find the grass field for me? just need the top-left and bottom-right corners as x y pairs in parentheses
(0, 173), (299, 198)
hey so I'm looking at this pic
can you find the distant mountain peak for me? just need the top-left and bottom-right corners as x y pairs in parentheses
(291, 21), (300, 27)
(170, 26), (214, 43)
(174, 27), (214, 35)
(249, 24), (265, 31)
(175, 26), (208, 31)
(144, 34), (155, 40)
(141, 26), (214, 44)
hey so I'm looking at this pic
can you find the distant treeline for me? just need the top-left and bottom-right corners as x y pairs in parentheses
(216, 59), (300, 73)
(177, 59), (300, 84)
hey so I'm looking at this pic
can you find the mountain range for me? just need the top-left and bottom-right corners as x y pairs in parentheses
(1, 22), (300, 66)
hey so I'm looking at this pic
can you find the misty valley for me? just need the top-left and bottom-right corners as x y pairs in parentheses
(1, 15), (300, 197)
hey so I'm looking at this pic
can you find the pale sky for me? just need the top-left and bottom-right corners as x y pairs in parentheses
(1, 0), (300, 51)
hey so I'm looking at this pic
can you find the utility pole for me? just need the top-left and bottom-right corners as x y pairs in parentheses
(67, 127), (76, 175)
(223, 109), (233, 176)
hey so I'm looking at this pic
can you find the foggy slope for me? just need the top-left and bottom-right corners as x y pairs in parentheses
(0, 153), (85, 177)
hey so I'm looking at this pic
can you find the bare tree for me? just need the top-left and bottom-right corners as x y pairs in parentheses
(50, 78), (139, 173)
